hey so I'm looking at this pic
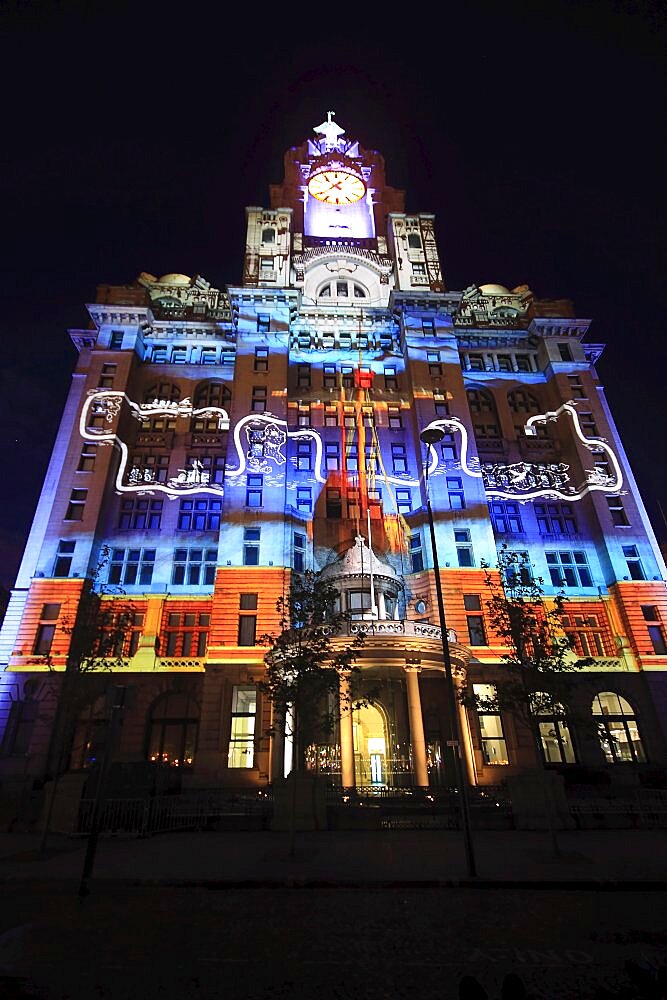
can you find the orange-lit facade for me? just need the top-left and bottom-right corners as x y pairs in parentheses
(1, 115), (666, 795)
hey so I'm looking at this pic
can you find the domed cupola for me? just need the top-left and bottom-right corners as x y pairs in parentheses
(321, 534), (401, 622)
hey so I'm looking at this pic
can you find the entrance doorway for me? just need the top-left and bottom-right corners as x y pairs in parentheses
(353, 703), (388, 787)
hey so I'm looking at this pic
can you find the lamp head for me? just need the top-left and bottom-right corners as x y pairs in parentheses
(420, 426), (445, 446)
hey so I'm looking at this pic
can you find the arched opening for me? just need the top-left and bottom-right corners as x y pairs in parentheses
(353, 701), (389, 788)
(593, 691), (646, 764)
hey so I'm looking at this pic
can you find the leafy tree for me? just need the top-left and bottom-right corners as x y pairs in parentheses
(261, 570), (368, 773)
(460, 547), (596, 852)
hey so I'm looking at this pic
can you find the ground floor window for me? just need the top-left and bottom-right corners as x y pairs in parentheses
(472, 683), (509, 765)
(147, 693), (199, 768)
(533, 693), (576, 764)
(228, 686), (256, 768)
(592, 691), (646, 763)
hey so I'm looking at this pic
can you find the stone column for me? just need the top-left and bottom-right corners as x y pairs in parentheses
(405, 662), (429, 788)
(377, 591), (386, 620)
(339, 673), (355, 790)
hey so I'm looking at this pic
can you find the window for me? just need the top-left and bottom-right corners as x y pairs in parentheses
(407, 232), (422, 249)
(261, 228), (275, 243)
(622, 545), (645, 581)
(177, 498), (222, 531)
(361, 405), (374, 427)
(606, 495), (629, 527)
(128, 454), (170, 485)
(254, 347), (269, 372)
(447, 477), (465, 510)
(162, 612), (210, 656)
(564, 614), (609, 657)
(238, 609), (257, 646)
(297, 363), (311, 388)
(496, 354), (512, 372)
(464, 597), (486, 646)
(98, 363), (117, 388)
(343, 405), (356, 428)
(579, 412), (599, 436)
(433, 391), (450, 417)
(545, 551), (593, 588)
(490, 501), (523, 534)
(108, 548), (156, 586)
(246, 475), (263, 508)
(341, 366), (354, 388)
(593, 692), (646, 763)
(326, 488), (342, 519)
(353, 283), (366, 298)
(325, 442), (340, 471)
(410, 534), (424, 573)
(533, 694), (576, 764)
(348, 590), (372, 619)
(65, 488), (87, 521)
(515, 354), (532, 373)
(384, 366), (398, 391)
(472, 684), (508, 765)
(567, 375), (587, 399)
(535, 502), (578, 535)
(388, 405), (402, 429)
(228, 686), (257, 766)
(33, 621), (56, 656)
(251, 386), (267, 413)
(439, 431), (456, 459)
(294, 533), (306, 572)
(78, 443), (98, 472)
(243, 528), (260, 565)
(296, 487), (312, 514)
(467, 353), (485, 372)
(324, 403), (338, 427)
(191, 380), (231, 433)
(364, 445), (377, 474)
(110, 330), (124, 349)
(171, 548), (217, 586)
(507, 389), (540, 415)
(295, 440), (312, 470)
(54, 540), (75, 577)
(323, 364), (337, 389)
(336, 281), (348, 297)
(148, 693), (199, 768)
(345, 444), (359, 472)
(1, 697), (38, 756)
(455, 529), (474, 567)
(298, 404), (311, 427)
(257, 313), (270, 334)
(396, 489), (412, 514)
(260, 258), (274, 276)
(391, 444), (408, 474)
(427, 351), (442, 377)
(191, 455), (225, 485)
(119, 498), (163, 530)
(467, 389), (499, 440)
(641, 606), (667, 655)
(503, 552), (534, 590)
(347, 488), (360, 518)
(201, 348), (217, 365)
(557, 342), (573, 362)
(421, 319), (435, 334)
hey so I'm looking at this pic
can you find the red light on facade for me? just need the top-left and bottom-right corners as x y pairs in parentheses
(355, 369), (374, 388)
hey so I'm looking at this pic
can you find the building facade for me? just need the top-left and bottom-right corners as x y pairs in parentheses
(1, 114), (666, 795)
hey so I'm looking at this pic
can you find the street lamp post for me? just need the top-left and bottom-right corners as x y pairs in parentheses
(420, 426), (477, 878)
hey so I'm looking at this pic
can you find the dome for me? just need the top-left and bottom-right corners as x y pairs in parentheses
(479, 283), (510, 295)
(321, 535), (398, 583)
(158, 273), (191, 286)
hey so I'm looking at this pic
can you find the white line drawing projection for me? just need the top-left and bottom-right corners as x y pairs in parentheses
(80, 393), (623, 503)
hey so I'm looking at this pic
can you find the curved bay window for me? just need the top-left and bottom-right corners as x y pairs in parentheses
(593, 692), (646, 764)
(192, 381), (231, 433)
(532, 693), (576, 764)
(147, 693), (199, 768)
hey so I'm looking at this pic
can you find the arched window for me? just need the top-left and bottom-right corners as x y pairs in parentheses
(507, 389), (539, 415)
(532, 693), (576, 764)
(192, 381), (231, 433)
(466, 388), (500, 440)
(147, 692), (199, 768)
(592, 692), (646, 763)
(317, 280), (368, 300)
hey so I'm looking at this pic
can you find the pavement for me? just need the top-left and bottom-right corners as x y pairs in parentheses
(0, 827), (665, 888)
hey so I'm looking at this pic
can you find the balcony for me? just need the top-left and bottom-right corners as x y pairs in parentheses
(346, 620), (458, 644)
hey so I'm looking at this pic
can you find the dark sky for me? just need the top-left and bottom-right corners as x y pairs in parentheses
(2, 0), (665, 591)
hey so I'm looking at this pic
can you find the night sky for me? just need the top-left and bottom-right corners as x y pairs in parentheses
(2, 1), (665, 593)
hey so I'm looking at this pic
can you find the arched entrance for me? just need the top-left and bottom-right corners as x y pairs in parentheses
(353, 702), (389, 788)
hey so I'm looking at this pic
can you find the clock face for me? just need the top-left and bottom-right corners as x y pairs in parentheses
(307, 169), (366, 205)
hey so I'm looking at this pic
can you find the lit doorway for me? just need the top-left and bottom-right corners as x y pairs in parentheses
(352, 702), (388, 788)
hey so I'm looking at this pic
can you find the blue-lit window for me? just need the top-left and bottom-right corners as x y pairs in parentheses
(388, 406), (402, 428)
(296, 487), (312, 513)
(323, 364), (337, 389)
(343, 406), (356, 428)
(243, 528), (260, 566)
(110, 330), (124, 349)
(295, 440), (312, 470)
(341, 366), (355, 389)
(545, 551), (593, 588)
(254, 347), (269, 372)
(455, 530), (474, 567)
(108, 548), (155, 586)
(535, 502), (577, 535)
(606, 495), (630, 526)
(557, 342), (573, 362)
(246, 476), (263, 508)
(171, 548), (217, 586)
(503, 552), (534, 589)
(120, 498), (163, 530)
(622, 546), (645, 581)
(391, 444), (408, 474)
(433, 391), (450, 417)
(422, 319), (435, 334)
(325, 442), (340, 471)
(324, 404), (338, 427)
(346, 444), (359, 472)
(384, 366), (398, 391)
(297, 404), (311, 427)
(294, 533), (306, 573)
(251, 386), (267, 413)
(447, 477), (465, 510)
(257, 314), (270, 334)
(177, 498), (222, 531)
(427, 351), (442, 377)
(53, 540), (75, 577)
(189, 455), (225, 484)
(396, 489), (412, 514)
(200, 348), (217, 365)
(410, 534), (424, 572)
(490, 501), (523, 534)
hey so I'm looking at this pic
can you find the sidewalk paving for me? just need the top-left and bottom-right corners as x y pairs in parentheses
(0, 828), (664, 888)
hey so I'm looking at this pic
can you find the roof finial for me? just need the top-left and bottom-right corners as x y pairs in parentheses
(313, 110), (345, 151)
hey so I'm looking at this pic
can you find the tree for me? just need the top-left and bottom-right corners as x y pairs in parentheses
(261, 570), (368, 774)
(460, 547), (595, 852)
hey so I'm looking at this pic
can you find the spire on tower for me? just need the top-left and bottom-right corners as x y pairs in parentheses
(313, 110), (345, 151)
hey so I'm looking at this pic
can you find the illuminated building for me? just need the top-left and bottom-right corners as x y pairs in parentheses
(1, 113), (666, 795)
